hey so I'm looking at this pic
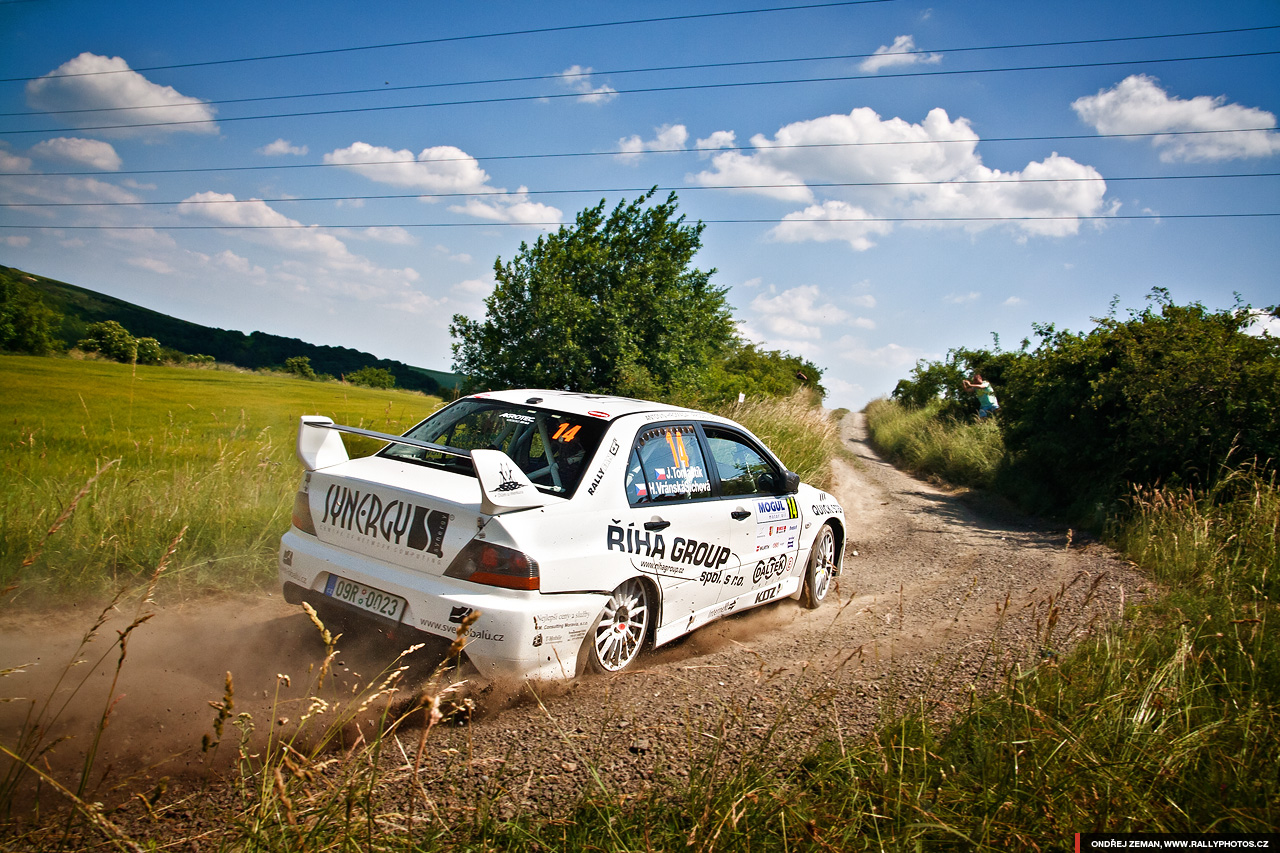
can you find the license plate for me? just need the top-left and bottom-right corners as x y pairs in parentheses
(323, 574), (407, 621)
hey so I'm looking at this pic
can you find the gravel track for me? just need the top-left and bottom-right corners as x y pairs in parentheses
(0, 412), (1151, 838)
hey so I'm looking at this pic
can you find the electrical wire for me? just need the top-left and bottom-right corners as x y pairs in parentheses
(2, 213), (1276, 230)
(6, 24), (1276, 119)
(0, 0), (894, 84)
(4, 49), (1276, 136)
(5, 172), (1278, 208)
(4, 127), (1277, 179)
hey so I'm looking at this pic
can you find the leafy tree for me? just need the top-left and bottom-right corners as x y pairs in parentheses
(892, 344), (1018, 418)
(0, 279), (61, 355)
(450, 191), (736, 398)
(701, 341), (825, 401)
(77, 320), (137, 363)
(347, 366), (395, 389)
(999, 291), (1280, 512)
(284, 355), (317, 380)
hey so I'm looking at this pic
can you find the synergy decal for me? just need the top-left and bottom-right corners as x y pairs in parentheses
(587, 438), (622, 496)
(755, 496), (800, 522)
(320, 485), (449, 557)
(606, 524), (732, 570)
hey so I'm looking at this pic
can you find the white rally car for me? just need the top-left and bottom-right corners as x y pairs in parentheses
(279, 389), (845, 680)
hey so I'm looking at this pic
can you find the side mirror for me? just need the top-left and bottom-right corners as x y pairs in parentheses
(783, 470), (801, 494)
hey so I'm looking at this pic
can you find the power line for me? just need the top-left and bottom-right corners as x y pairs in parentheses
(4, 50), (1276, 136)
(4, 127), (1276, 178)
(5, 172), (1277, 208)
(6, 24), (1276, 119)
(0, 1), (894, 84)
(2, 213), (1276, 230)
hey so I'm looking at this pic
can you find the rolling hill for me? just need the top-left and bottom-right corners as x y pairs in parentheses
(2, 264), (463, 395)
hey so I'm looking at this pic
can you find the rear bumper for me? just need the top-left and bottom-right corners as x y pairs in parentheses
(280, 529), (606, 681)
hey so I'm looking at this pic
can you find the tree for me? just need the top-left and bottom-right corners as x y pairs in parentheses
(701, 341), (826, 401)
(450, 191), (736, 398)
(77, 320), (137, 362)
(0, 280), (61, 355)
(347, 366), (395, 389)
(284, 355), (317, 380)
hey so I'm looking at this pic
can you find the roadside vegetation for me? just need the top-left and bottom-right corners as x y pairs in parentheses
(0, 354), (441, 601)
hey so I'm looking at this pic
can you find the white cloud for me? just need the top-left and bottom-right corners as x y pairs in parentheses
(259, 138), (308, 157)
(177, 191), (433, 310)
(210, 250), (267, 279)
(698, 106), (1109, 245)
(433, 245), (472, 264)
(1003, 296), (1022, 306)
(357, 226), (416, 245)
(325, 142), (491, 195)
(453, 277), (492, 295)
(616, 124), (689, 164)
(944, 291), (981, 304)
(696, 130), (737, 151)
(1244, 309), (1280, 338)
(449, 187), (562, 226)
(749, 284), (851, 341)
(128, 256), (175, 274)
(770, 201), (895, 250)
(1072, 75), (1280, 162)
(30, 137), (121, 170)
(26, 53), (216, 136)
(850, 293), (876, 308)
(836, 335), (924, 369)
(860, 35), (942, 73)
(0, 149), (34, 173)
(3, 236), (31, 247)
(326, 141), (562, 226)
(558, 65), (617, 104)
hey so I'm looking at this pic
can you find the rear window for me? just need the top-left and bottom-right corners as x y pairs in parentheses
(382, 399), (607, 496)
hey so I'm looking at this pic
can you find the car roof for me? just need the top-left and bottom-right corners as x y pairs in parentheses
(467, 388), (705, 422)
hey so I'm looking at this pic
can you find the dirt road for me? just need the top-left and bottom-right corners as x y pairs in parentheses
(0, 412), (1149, 826)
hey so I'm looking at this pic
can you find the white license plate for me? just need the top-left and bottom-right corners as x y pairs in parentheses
(324, 574), (406, 621)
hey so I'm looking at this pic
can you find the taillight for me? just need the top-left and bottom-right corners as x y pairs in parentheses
(292, 476), (317, 536)
(444, 541), (539, 590)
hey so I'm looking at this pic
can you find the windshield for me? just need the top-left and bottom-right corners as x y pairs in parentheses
(382, 399), (607, 496)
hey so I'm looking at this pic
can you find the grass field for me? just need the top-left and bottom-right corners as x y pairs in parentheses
(1, 355), (442, 601)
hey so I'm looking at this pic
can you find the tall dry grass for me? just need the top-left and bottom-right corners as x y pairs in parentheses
(864, 397), (1004, 489)
(714, 390), (846, 493)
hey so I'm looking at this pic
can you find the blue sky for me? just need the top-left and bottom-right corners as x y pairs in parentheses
(2, 0), (1277, 408)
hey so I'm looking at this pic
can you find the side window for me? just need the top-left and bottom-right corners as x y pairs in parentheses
(626, 424), (711, 505)
(703, 426), (782, 496)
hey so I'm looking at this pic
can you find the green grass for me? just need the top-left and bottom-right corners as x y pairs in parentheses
(1, 354), (441, 601)
(864, 397), (1004, 490)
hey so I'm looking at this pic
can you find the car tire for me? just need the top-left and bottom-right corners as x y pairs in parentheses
(800, 523), (837, 609)
(586, 578), (652, 673)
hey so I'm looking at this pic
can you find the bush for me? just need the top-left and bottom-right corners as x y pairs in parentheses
(135, 336), (163, 365)
(77, 320), (137, 363)
(347, 366), (395, 389)
(1000, 293), (1280, 514)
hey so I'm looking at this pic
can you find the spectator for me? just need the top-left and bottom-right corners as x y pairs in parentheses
(963, 372), (1000, 418)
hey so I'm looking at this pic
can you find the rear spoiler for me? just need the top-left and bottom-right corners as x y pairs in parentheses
(296, 416), (549, 514)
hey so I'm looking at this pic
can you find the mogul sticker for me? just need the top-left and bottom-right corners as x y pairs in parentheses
(755, 496), (800, 522)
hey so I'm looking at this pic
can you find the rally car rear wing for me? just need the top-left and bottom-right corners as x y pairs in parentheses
(296, 416), (549, 514)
